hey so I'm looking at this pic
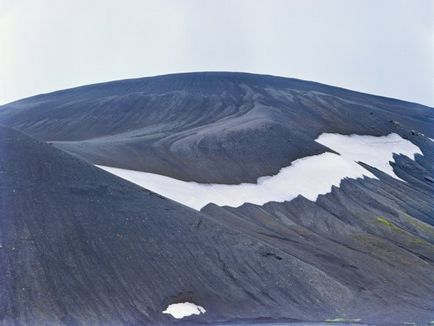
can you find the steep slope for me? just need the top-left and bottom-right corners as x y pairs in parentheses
(203, 140), (434, 323)
(0, 72), (433, 183)
(0, 126), (363, 325)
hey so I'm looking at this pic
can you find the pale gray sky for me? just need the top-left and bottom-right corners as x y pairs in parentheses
(1, 0), (433, 106)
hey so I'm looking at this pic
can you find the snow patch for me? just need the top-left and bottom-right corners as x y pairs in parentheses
(97, 152), (373, 210)
(316, 133), (422, 180)
(97, 133), (422, 210)
(163, 302), (205, 319)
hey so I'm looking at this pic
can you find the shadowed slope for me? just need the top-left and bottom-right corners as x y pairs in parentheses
(0, 126), (358, 325)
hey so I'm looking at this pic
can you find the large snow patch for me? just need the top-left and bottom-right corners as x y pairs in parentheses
(97, 133), (421, 210)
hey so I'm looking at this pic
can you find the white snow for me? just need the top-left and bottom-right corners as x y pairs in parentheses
(162, 302), (205, 319)
(97, 133), (422, 210)
(316, 133), (422, 180)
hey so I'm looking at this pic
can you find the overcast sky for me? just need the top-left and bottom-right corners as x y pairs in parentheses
(1, 0), (433, 106)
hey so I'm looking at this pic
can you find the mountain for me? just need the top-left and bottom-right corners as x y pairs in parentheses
(0, 72), (432, 184)
(0, 72), (433, 325)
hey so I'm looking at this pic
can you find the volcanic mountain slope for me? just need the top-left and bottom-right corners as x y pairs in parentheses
(0, 125), (377, 325)
(0, 72), (433, 183)
(1, 129), (433, 326)
(1, 72), (434, 325)
(203, 141), (434, 323)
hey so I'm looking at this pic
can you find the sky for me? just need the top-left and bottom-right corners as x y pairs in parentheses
(0, 0), (433, 106)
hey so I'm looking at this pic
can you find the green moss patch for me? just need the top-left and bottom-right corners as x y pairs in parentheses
(376, 216), (402, 232)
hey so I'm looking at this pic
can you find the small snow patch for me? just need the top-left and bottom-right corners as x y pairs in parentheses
(163, 302), (205, 319)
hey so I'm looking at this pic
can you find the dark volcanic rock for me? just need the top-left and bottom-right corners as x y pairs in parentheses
(203, 139), (434, 324)
(0, 72), (433, 183)
(0, 126), (359, 325)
